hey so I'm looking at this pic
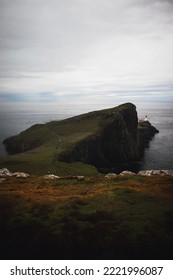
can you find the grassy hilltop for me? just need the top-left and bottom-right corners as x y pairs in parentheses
(1, 103), (158, 176)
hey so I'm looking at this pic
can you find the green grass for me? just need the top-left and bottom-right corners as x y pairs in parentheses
(0, 103), (137, 176)
(0, 111), (102, 175)
(0, 146), (98, 176)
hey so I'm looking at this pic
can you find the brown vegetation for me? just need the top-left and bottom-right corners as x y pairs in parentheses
(0, 175), (173, 259)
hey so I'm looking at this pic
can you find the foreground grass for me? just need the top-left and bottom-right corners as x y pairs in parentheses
(0, 174), (173, 259)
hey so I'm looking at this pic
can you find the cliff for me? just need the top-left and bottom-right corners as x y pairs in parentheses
(2, 103), (159, 175)
(58, 103), (140, 166)
(138, 120), (159, 156)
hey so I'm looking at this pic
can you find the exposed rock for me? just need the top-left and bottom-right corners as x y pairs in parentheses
(105, 173), (117, 178)
(58, 103), (140, 167)
(43, 174), (60, 179)
(75, 176), (85, 180)
(0, 169), (30, 178)
(58, 104), (159, 168)
(12, 172), (30, 178)
(0, 178), (6, 183)
(120, 170), (136, 176)
(138, 121), (159, 156)
(3, 123), (47, 154)
(138, 170), (173, 176)
(0, 168), (13, 177)
(61, 175), (85, 180)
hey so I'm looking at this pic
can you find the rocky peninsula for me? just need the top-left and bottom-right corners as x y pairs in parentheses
(1, 103), (159, 175)
(1, 104), (172, 261)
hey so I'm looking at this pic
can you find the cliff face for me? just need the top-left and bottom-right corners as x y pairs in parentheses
(138, 121), (159, 156)
(58, 103), (140, 167)
(3, 124), (49, 154)
(3, 103), (159, 171)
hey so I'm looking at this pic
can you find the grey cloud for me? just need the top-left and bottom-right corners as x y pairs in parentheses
(0, 0), (173, 102)
(0, 0), (109, 73)
(155, 0), (173, 5)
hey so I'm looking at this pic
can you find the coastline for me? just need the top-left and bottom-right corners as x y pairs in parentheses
(0, 103), (172, 173)
(0, 103), (161, 176)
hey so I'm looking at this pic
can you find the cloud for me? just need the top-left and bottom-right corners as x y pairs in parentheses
(0, 0), (173, 107)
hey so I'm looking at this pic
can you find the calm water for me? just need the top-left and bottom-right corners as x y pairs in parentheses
(0, 111), (75, 157)
(0, 104), (172, 171)
(139, 106), (173, 170)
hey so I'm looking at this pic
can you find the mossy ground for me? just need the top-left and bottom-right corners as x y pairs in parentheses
(0, 174), (173, 259)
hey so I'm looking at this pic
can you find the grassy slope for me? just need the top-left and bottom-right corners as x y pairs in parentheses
(1, 104), (131, 175)
(0, 174), (173, 259)
(0, 111), (102, 175)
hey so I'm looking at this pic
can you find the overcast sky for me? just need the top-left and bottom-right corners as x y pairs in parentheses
(0, 0), (173, 111)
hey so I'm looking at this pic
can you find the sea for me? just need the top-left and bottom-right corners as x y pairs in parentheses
(0, 103), (172, 172)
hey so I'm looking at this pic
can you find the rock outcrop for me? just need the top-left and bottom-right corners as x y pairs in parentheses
(1, 168), (173, 184)
(105, 173), (117, 178)
(0, 168), (13, 177)
(138, 170), (173, 176)
(0, 168), (30, 180)
(104, 170), (173, 178)
(120, 170), (136, 176)
(12, 172), (30, 178)
(58, 103), (158, 167)
(43, 174), (60, 180)
(138, 121), (159, 156)
(2, 103), (159, 170)
(0, 169), (57, 180)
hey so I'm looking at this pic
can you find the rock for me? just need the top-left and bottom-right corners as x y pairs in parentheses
(0, 168), (13, 177)
(138, 121), (159, 157)
(164, 170), (173, 176)
(63, 175), (85, 180)
(58, 103), (140, 166)
(43, 174), (60, 179)
(105, 173), (117, 178)
(138, 170), (173, 176)
(120, 171), (136, 176)
(76, 176), (85, 180)
(0, 178), (6, 183)
(12, 172), (30, 178)
(138, 170), (152, 176)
